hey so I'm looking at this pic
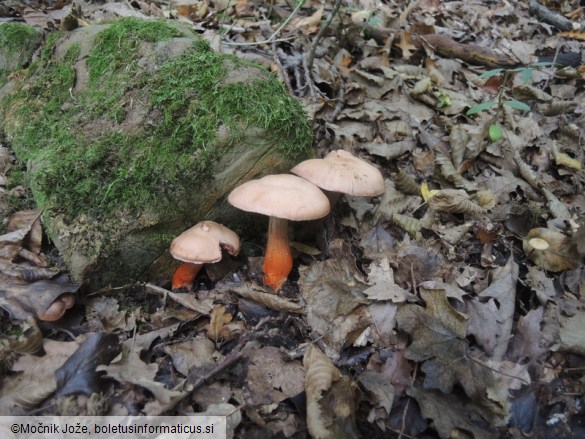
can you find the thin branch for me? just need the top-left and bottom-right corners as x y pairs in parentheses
(223, 0), (305, 46)
(307, 0), (343, 73)
(272, 42), (295, 95)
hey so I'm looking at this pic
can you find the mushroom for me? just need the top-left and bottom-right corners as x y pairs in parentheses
(38, 293), (76, 321)
(170, 221), (240, 289)
(290, 149), (385, 204)
(523, 228), (580, 272)
(228, 174), (330, 292)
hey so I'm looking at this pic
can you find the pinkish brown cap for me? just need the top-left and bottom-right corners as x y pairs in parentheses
(291, 149), (385, 196)
(170, 221), (240, 264)
(227, 174), (330, 221)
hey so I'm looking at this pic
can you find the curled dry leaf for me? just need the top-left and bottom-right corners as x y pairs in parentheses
(511, 84), (552, 102)
(449, 125), (469, 167)
(474, 190), (497, 210)
(573, 222), (585, 257)
(391, 212), (423, 240)
(304, 344), (339, 400)
(303, 345), (339, 439)
(428, 189), (484, 215)
(225, 281), (304, 314)
(435, 151), (475, 191)
(207, 305), (233, 343)
(523, 228), (580, 272)
(6, 210), (43, 256)
(394, 169), (420, 195)
(0, 272), (78, 322)
(435, 222), (473, 245)
(551, 141), (582, 170)
(0, 317), (43, 363)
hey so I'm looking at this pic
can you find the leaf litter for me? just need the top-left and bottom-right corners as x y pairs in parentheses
(1, 0), (585, 437)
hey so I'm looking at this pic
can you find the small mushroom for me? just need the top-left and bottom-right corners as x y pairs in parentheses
(170, 221), (240, 289)
(228, 174), (330, 292)
(38, 293), (76, 322)
(290, 149), (385, 204)
(523, 228), (580, 272)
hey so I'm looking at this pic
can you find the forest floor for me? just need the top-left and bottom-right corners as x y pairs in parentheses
(1, 1), (585, 438)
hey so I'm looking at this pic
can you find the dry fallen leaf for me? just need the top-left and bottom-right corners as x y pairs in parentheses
(246, 346), (305, 406)
(163, 335), (217, 377)
(207, 304), (233, 343)
(303, 345), (358, 438)
(293, 3), (324, 33)
(0, 338), (81, 413)
(363, 257), (413, 302)
(221, 280), (304, 314)
(428, 188), (484, 215)
(97, 343), (187, 414)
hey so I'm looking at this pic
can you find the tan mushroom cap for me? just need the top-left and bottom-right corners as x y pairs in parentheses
(170, 221), (240, 264)
(228, 174), (330, 221)
(291, 149), (385, 196)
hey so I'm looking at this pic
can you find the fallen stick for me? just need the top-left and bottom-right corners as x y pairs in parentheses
(529, 0), (585, 32)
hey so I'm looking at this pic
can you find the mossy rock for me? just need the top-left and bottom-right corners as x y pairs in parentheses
(0, 22), (42, 87)
(0, 18), (312, 289)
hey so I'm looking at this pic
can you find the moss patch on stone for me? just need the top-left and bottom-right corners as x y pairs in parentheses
(3, 18), (312, 220)
(0, 22), (42, 87)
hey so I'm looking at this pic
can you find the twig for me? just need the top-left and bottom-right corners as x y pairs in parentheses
(178, 332), (252, 392)
(529, 0), (585, 32)
(328, 66), (345, 122)
(223, 36), (297, 46)
(467, 354), (531, 385)
(223, 0), (305, 46)
(88, 282), (137, 296)
(541, 44), (562, 91)
(398, 0), (419, 27)
(302, 53), (319, 100)
(399, 362), (418, 439)
(306, 0), (343, 73)
(272, 43), (295, 95)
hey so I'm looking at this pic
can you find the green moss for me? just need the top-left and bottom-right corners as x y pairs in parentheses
(2, 18), (311, 224)
(87, 18), (184, 81)
(0, 22), (42, 87)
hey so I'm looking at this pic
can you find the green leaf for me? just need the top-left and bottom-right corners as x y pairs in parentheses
(465, 101), (497, 116)
(368, 15), (381, 27)
(478, 68), (504, 79)
(488, 123), (503, 141)
(438, 89), (451, 108)
(503, 100), (531, 111)
(521, 68), (533, 84)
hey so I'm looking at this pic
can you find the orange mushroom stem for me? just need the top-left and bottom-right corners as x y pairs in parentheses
(172, 262), (203, 289)
(263, 217), (293, 291)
